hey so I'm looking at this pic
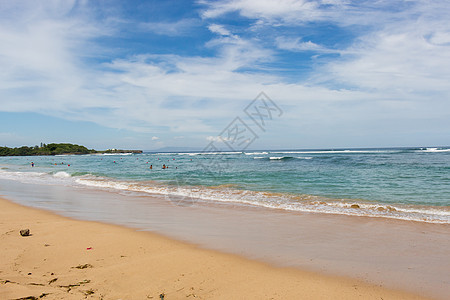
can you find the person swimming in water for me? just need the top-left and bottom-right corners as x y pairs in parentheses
(31, 162), (34, 167)
(162, 164), (166, 169)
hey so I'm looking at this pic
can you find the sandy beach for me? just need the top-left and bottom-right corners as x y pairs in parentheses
(0, 196), (429, 300)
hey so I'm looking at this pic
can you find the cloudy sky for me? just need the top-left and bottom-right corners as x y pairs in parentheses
(0, 0), (449, 150)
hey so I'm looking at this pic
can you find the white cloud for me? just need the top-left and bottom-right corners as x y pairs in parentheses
(152, 136), (159, 140)
(201, 0), (446, 30)
(206, 136), (235, 143)
(321, 13), (450, 97)
(140, 19), (200, 36)
(207, 0), (450, 99)
(0, 0), (113, 111)
(208, 24), (232, 36)
(276, 37), (337, 53)
(206, 136), (220, 142)
(201, 0), (325, 24)
(428, 32), (450, 45)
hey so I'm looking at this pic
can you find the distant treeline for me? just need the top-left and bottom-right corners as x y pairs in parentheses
(0, 143), (95, 156)
(0, 143), (143, 156)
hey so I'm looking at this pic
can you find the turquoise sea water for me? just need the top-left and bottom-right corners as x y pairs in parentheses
(0, 147), (449, 223)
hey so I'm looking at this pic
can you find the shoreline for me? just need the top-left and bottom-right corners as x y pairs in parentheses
(0, 195), (430, 299)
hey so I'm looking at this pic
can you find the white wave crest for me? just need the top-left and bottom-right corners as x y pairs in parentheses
(53, 171), (71, 178)
(420, 148), (450, 152)
(270, 150), (399, 154)
(0, 170), (73, 185)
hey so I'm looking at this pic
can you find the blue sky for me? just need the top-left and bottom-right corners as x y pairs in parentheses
(0, 0), (449, 150)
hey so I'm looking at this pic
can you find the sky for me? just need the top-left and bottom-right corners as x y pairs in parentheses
(0, 0), (449, 150)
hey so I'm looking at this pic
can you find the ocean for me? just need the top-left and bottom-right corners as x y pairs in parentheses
(0, 147), (449, 224)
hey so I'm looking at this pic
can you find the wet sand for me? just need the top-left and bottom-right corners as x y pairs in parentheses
(0, 196), (428, 300)
(1, 179), (449, 299)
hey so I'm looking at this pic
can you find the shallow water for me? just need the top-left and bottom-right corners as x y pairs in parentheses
(0, 147), (449, 223)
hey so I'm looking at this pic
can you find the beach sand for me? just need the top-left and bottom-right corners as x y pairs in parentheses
(0, 196), (428, 300)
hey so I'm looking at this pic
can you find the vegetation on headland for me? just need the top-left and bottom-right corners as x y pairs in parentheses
(0, 143), (142, 156)
(103, 148), (143, 154)
(0, 143), (94, 156)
